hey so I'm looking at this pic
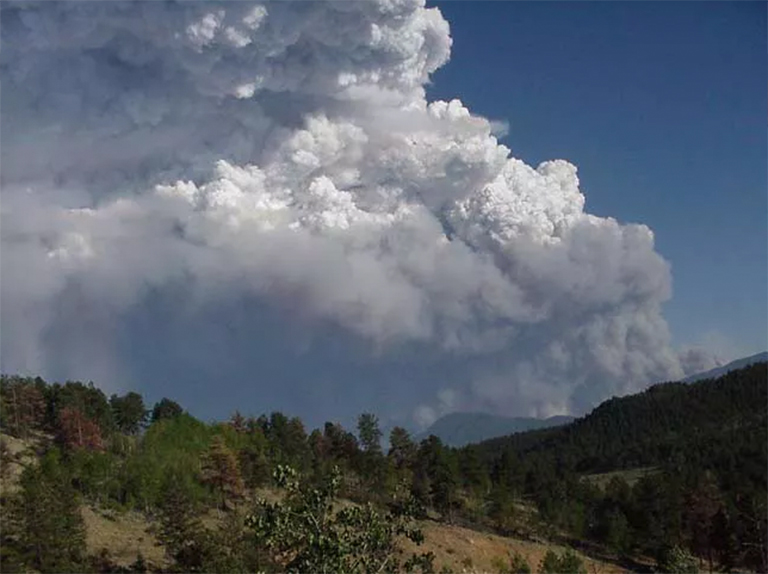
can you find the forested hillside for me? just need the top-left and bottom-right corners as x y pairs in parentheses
(416, 413), (574, 447)
(479, 361), (767, 473)
(475, 363), (767, 571)
(0, 363), (765, 573)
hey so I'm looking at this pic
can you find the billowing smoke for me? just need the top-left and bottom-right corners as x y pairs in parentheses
(0, 0), (714, 429)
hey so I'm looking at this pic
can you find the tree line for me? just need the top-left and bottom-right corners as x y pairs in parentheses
(0, 362), (765, 573)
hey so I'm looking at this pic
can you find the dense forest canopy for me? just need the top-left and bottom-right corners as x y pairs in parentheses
(0, 363), (765, 573)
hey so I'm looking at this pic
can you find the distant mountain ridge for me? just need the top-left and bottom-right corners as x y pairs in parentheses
(683, 351), (768, 383)
(417, 352), (767, 448)
(417, 412), (574, 447)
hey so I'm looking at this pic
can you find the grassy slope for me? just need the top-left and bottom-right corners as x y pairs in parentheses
(85, 506), (626, 573)
(403, 520), (626, 573)
(1, 433), (625, 573)
(82, 506), (168, 569)
(1, 432), (167, 569)
(581, 467), (659, 490)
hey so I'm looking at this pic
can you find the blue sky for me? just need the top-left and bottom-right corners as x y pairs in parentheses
(428, 1), (767, 360)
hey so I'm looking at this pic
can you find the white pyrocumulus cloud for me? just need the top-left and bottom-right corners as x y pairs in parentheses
(0, 0), (707, 427)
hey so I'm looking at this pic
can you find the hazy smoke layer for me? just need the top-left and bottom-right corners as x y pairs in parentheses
(0, 0), (712, 428)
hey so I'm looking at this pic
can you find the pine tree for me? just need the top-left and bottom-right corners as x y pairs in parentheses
(151, 398), (183, 422)
(110, 391), (148, 435)
(388, 426), (416, 470)
(357, 413), (386, 493)
(0, 376), (46, 438)
(357, 413), (382, 455)
(17, 449), (86, 572)
(683, 472), (722, 570)
(57, 406), (105, 451)
(201, 436), (244, 509)
(488, 483), (515, 533)
(0, 438), (12, 480)
(415, 436), (459, 520)
(49, 381), (115, 435)
(229, 410), (246, 433)
(239, 425), (271, 488)
(157, 475), (211, 572)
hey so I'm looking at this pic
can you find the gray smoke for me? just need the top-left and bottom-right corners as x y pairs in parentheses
(0, 0), (715, 428)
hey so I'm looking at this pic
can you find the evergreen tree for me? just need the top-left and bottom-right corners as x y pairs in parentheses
(357, 413), (382, 455)
(683, 471), (722, 570)
(388, 426), (416, 470)
(416, 435), (459, 520)
(151, 398), (183, 422)
(284, 416), (311, 470)
(0, 438), (14, 481)
(0, 376), (46, 438)
(710, 507), (736, 572)
(16, 449), (86, 572)
(56, 406), (105, 451)
(200, 435), (244, 509)
(229, 410), (246, 433)
(323, 421), (360, 470)
(239, 424), (271, 488)
(110, 391), (148, 435)
(604, 508), (631, 556)
(48, 381), (115, 436)
(157, 474), (211, 572)
(488, 483), (516, 533)
(357, 413), (386, 492)
(458, 445), (489, 494)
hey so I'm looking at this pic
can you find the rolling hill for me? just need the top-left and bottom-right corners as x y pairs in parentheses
(417, 412), (574, 447)
(682, 351), (768, 383)
(476, 361), (768, 475)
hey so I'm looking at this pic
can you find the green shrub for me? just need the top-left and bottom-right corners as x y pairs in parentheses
(509, 550), (532, 574)
(538, 548), (586, 574)
(491, 555), (510, 573)
(658, 545), (699, 574)
(246, 464), (433, 573)
(558, 549), (587, 574)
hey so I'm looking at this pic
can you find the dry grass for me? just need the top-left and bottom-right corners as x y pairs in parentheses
(400, 520), (628, 573)
(582, 467), (659, 490)
(0, 432), (42, 495)
(81, 506), (169, 569)
(0, 438), (629, 574)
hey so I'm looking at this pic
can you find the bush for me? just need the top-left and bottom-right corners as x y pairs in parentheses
(539, 550), (560, 574)
(492, 552), (531, 574)
(658, 545), (699, 574)
(509, 551), (532, 574)
(538, 548), (586, 574)
(558, 549), (587, 574)
(246, 464), (433, 573)
(491, 555), (510, 573)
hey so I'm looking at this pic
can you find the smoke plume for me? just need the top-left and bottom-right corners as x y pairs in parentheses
(0, 0), (712, 428)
